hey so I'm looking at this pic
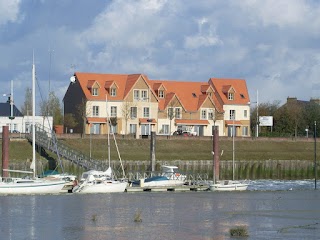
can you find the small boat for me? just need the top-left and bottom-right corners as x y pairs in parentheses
(72, 95), (127, 194)
(132, 165), (186, 187)
(0, 56), (67, 195)
(210, 118), (249, 191)
(209, 180), (248, 191)
(72, 168), (127, 193)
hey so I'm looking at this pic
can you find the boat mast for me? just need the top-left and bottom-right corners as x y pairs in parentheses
(32, 53), (36, 178)
(106, 94), (111, 168)
(232, 112), (235, 181)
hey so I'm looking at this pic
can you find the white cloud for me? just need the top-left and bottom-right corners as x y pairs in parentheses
(0, 0), (22, 25)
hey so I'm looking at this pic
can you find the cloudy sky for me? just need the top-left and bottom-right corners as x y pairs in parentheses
(1, 0), (320, 110)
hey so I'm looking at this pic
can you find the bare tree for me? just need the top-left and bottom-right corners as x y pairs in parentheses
(76, 99), (90, 138)
(20, 87), (32, 115)
(121, 100), (136, 135)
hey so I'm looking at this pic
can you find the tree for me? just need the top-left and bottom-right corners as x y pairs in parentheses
(121, 100), (136, 135)
(75, 99), (90, 138)
(64, 113), (77, 133)
(20, 87), (32, 115)
(40, 91), (63, 125)
(167, 98), (179, 136)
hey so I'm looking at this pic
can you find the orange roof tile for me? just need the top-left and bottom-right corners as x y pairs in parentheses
(225, 120), (243, 125)
(149, 80), (224, 113)
(87, 117), (107, 123)
(139, 118), (157, 124)
(175, 119), (209, 125)
(209, 78), (250, 105)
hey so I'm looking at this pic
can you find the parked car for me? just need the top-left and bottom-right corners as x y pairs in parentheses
(173, 129), (197, 136)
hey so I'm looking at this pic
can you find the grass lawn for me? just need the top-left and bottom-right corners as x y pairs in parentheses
(2, 136), (317, 163)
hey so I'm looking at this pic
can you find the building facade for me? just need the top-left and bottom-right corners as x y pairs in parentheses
(63, 72), (251, 137)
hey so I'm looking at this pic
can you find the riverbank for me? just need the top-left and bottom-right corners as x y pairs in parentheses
(1, 135), (318, 162)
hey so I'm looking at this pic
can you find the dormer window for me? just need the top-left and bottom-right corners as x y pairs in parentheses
(158, 90), (164, 98)
(228, 92), (234, 100)
(110, 88), (117, 97)
(92, 88), (98, 96)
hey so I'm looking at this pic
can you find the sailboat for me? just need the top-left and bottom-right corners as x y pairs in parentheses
(210, 118), (248, 191)
(0, 55), (67, 194)
(72, 95), (127, 193)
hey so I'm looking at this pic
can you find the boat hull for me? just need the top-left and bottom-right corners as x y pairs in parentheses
(210, 181), (248, 191)
(0, 180), (67, 195)
(74, 181), (127, 193)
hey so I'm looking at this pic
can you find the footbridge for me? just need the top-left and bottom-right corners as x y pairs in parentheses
(26, 124), (106, 171)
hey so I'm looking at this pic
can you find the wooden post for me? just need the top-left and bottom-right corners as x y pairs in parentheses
(212, 128), (219, 182)
(2, 126), (9, 178)
(150, 131), (156, 172)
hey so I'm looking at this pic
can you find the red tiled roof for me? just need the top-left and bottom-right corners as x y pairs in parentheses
(209, 78), (250, 105)
(87, 117), (107, 123)
(175, 119), (209, 125)
(139, 118), (157, 124)
(225, 120), (242, 126)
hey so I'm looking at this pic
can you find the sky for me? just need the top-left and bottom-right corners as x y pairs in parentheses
(1, 0), (320, 111)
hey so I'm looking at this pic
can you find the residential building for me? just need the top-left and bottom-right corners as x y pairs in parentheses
(0, 102), (53, 134)
(63, 72), (251, 137)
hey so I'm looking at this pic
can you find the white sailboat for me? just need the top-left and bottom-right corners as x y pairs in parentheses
(210, 117), (248, 191)
(72, 95), (127, 193)
(0, 55), (67, 195)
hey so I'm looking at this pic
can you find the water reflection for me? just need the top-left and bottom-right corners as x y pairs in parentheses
(0, 185), (319, 239)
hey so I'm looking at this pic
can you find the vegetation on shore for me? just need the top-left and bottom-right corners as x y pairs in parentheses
(1, 136), (318, 163)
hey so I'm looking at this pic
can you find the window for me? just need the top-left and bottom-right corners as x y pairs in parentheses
(160, 124), (169, 134)
(244, 110), (248, 118)
(134, 90), (139, 101)
(130, 124), (137, 134)
(208, 109), (214, 120)
(242, 126), (249, 136)
(240, 94), (245, 99)
(175, 108), (181, 119)
(230, 110), (235, 120)
(192, 93), (197, 98)
(141, 90), (148, 101)
(158, 90), (164, 98)
(110, 106), (117, 117)
(92, 88), (98, 96)
(201, 109), (207, 119)
(143, 107), (150, 118)
(228, 92), (234, 100)
(110, 88), (117, 96)
(130, 107), (137, 119)
(93, 106), (99, 116)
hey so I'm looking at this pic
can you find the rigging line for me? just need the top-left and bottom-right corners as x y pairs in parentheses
(34, 71), (65, 174)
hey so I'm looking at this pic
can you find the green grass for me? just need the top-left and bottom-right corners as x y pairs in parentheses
(1, 137), (318, 163)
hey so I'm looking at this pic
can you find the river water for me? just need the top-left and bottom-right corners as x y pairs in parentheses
(0, 180), (319, 240)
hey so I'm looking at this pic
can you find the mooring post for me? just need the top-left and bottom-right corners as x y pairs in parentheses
(314, 121), (317, 190)
(2, 126), (9, 178)
(212, 128), (219, 183)
(150, 131), (156, 172)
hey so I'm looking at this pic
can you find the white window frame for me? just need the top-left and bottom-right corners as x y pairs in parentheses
(230, 110), (235, 120)
(161, 124), (169, 134)
(93, 106), (99, 116)
(110, 106), (117, 117)
(92, 88), (98, 96)
(134, 90), (139, 101)
(143, 107), (150, 118)
(201, 109), (207, 120)
(244, 109), (248, 118)
(130, 107), (137, 119)
(175, 107), (181, 119)
(141, 90), (148, 101)
(242, 126), (249, 136)
(228, 92), (234, 100)
(110, 88), (117, 97)
(159, 90), (164, 98)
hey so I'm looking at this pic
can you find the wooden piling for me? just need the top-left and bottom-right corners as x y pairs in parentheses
(2, 126), (9, 178)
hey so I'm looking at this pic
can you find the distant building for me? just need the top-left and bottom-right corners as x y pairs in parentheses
(64, 72), (251, 137)
(0, 102), (53, 134)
